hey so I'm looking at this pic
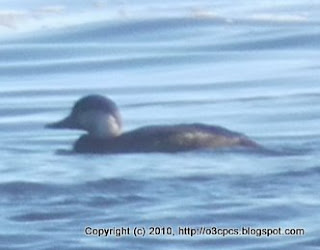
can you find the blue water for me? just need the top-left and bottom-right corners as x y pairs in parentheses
(1, 1), (320, 249)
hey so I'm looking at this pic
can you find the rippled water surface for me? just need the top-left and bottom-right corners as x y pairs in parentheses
(1, 1), (320, 249)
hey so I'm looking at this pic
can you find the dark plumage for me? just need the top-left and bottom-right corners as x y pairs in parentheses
(46, 95), (260, 154)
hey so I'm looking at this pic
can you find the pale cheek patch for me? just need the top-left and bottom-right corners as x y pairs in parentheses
(102, 114), (122, 137)
(77, 111), (122, 138)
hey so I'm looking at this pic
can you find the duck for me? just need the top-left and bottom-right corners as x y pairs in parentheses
(46, 95), (260, 153)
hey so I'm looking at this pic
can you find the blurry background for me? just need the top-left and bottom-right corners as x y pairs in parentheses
(0, 1), (320, 249)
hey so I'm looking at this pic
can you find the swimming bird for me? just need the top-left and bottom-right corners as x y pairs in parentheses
(46, 95), (260, 153)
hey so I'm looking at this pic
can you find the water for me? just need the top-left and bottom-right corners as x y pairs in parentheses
(1, 1), (320, 249)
